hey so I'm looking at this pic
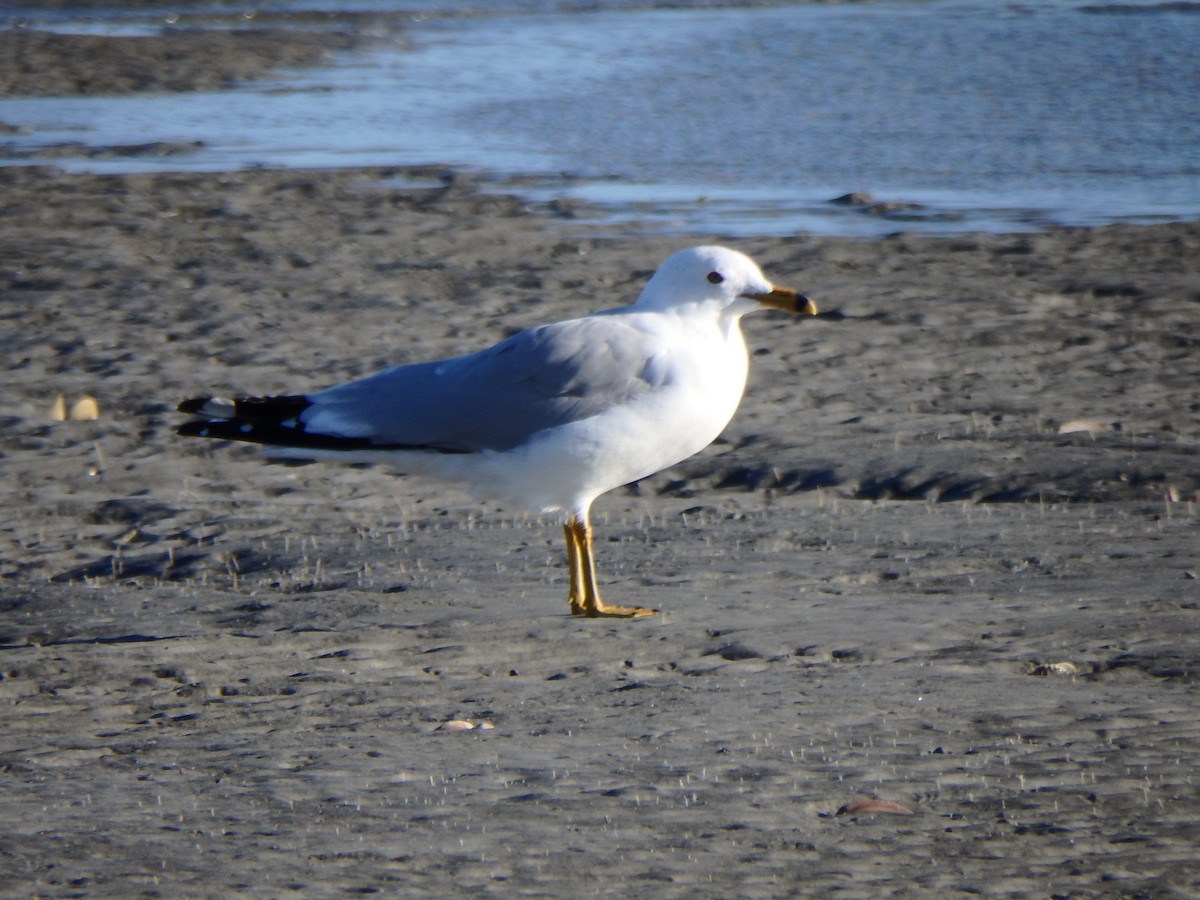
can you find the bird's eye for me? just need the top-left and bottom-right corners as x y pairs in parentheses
(706, 271), (724, 285)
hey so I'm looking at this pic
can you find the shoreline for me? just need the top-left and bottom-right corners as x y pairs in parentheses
(4, 13), (1200, 239)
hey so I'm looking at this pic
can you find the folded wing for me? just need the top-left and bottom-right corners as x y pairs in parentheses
(178, 314), (669, 455)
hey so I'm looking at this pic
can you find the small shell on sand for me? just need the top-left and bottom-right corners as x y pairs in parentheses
(48, 394), (67, 421)
(435, 719), (476, 731)
(434, 719), (495, 732)
(49, 394), (100, 421)
(70, 395), (100, 421)
(836, 797), (914, 816)
(1057, 419), (1107, 434)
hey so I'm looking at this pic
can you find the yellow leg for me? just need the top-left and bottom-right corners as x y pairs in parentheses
(564, 519), (585, 614)
(563, 515), (658, 618)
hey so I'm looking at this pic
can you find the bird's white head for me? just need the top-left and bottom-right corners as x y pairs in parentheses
(635, 245), (816, 318)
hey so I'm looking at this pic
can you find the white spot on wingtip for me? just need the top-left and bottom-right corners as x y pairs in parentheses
(200, 397), (237, 418)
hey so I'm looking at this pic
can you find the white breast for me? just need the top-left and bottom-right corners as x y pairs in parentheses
(468, 308), (751, 516)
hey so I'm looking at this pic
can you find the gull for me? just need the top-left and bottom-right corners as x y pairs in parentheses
(178, 245), (816, 618)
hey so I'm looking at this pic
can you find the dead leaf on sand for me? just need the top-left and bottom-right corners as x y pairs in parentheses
(836, 797), (915, 816)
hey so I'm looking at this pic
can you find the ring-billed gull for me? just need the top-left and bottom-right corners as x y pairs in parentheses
(178, 245), (816, 618)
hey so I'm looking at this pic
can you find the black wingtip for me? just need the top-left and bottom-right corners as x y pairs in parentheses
(176, 415), (372, 451)
(177, 397), (212, 415)
(176, 418), (285, 445)
(177, 419), (217, 439)
(177, 393), (311, 421)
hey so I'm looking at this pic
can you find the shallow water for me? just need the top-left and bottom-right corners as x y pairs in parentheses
(2, 0), (1198, 236)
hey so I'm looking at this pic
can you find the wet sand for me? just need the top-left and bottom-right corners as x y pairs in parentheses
(2, 21), (1200, 900)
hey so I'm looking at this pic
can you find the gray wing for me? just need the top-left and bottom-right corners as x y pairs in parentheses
(300, 314), (668, 452)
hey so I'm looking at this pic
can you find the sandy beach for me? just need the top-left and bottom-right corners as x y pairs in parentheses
(2, 18), (1199, 898)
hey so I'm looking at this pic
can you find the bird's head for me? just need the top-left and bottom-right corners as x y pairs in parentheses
(636, 245), (816, 317)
